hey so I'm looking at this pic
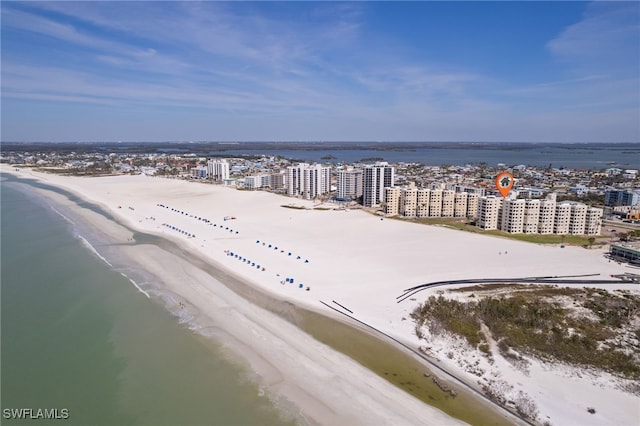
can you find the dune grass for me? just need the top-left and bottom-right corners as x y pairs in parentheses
(411, 286), (640, 379)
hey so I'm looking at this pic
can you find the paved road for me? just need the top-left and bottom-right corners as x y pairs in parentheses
(396, 274), (626, 303)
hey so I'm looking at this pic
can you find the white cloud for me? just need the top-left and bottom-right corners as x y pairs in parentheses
(2, 1), (637, 142)
(547, 2), (639, 75)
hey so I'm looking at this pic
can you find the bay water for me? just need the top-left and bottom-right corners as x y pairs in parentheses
(1, 179), (295, 425)
(212, 143), (640, 169)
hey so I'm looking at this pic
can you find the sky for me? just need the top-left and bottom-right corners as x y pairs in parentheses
(1, 1), (639, 143)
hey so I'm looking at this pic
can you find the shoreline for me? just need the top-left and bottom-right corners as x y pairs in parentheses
(3, 166), (638, 425)
(2, 169), (478, 425)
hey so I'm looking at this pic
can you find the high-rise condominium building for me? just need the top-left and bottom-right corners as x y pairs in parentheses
(441, 190), (455, 217)
(269, 173), (285, 190)
(568, 203), (587, 235)
(523, 199), (541, 234)
(417, 189), (430, 218)
(538, 196), (556, 234)
(477, 196), (502, 230)
(429, 190), (443, 217)
(585, 207), (603, 235)
(336, 169), (363, 201)
(384, 186), (479, 219)
(362, 162), (394, 207)
(400, 187), (418, 217)
(384, 187), (401, 215)
(554, 202), (571, 235)
(454, 192), (468, 218)
(466, 193), (480, 219)
(207, 159), (230, 182)
(286, 163), (331, 199)
(500, 197), (601, 236)
(501, 198), (525, 234)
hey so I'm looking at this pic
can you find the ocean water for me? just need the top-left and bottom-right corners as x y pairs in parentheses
(0, 179), (295, 426)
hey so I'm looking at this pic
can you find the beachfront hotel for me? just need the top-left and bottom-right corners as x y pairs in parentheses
(362, 162), (395, 207)
(286, 163), (331, 199)
(476, 194), (602, 235)
(207, 159), (230, 182)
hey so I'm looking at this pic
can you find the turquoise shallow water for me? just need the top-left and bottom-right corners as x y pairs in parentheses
(1, 179), (295, 425)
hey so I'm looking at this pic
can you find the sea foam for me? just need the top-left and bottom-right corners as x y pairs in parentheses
(77, 234), (113, 267)
(119, 272), (151, 299)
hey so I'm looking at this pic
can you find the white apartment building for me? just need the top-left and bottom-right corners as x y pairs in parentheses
(477, 196), (502, 230)
(362, 162), (394, 207)
(554, 202), (571, 235)
(568, 203), (587, 235)
(336, 169), (363, 201)
(244, 175), (263, 190)
(207, 159), (230, 182)
(384, 186), (479, 220)
(400, 186), (418, 217)
(303, 166), (331, 200)
(538, 197), (556, 234)
(523, 199), (541, 234)
(466, 193), (480, 219)
(455, 185), (486, 197)
(429, 190), (443, 217)
(442, 190), (455, 217)
(417, 188), (430, 218)
(501, 198), (525, 234)
(498, 197), (601, 236)
(454, 192), (468, 218)
(269, 173), (286, 190)
(191, 167), (208, 179)
(286, 163), (331, 199)
(287, 164), (304, 197)
(384, 187), (401, 215)
(585, 207), (603, 235)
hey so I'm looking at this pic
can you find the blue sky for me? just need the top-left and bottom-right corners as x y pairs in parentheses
(1, 1), (638, 142)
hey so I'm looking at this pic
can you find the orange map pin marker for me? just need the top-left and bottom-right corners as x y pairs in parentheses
(495, 172), (514, 198)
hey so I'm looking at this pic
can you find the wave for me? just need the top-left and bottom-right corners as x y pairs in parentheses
(51, 206), (76, 226)
(119, 272), (151, 299)
(77, 234), (113, 267)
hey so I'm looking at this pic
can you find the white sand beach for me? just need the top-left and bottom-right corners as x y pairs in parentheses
(4, 165), (639, 426)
